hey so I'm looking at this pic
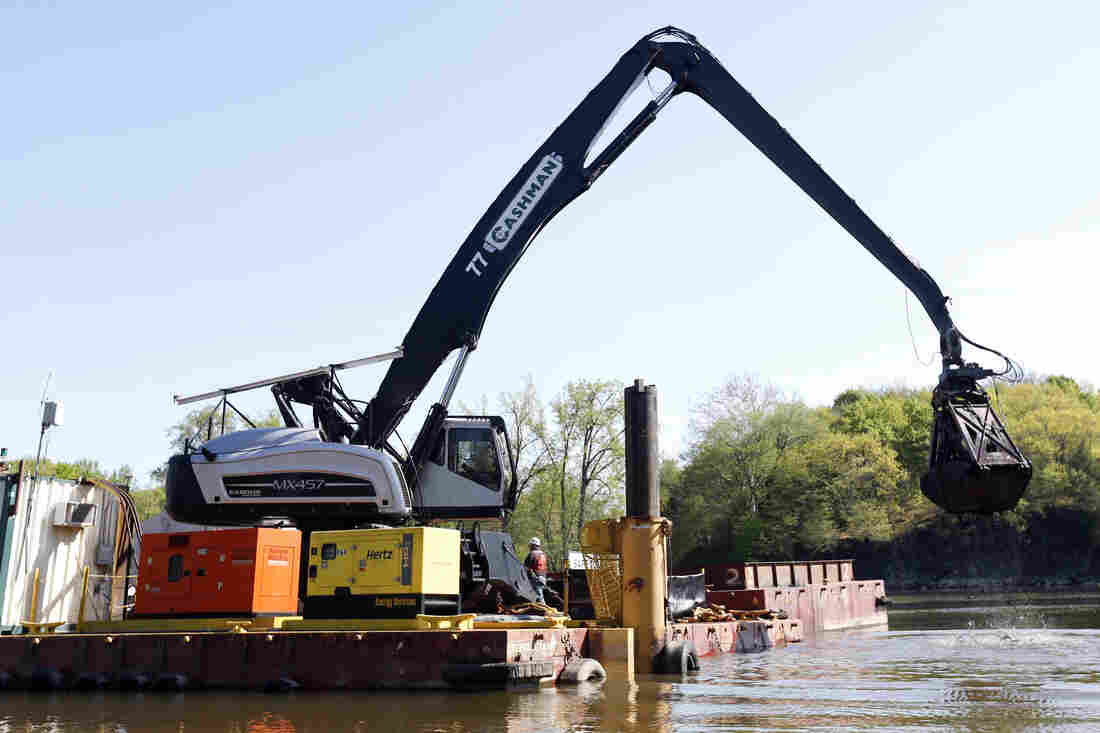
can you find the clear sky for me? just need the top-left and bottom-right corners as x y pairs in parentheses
(3, 1), (1097, 487)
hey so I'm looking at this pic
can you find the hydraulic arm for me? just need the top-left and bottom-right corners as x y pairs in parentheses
(165, 27), (1030, 621)
(347, 27), (1030, 513)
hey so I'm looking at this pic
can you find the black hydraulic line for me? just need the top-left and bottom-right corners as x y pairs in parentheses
(358, 27), (980, 449)
(272, 385), (303, 428)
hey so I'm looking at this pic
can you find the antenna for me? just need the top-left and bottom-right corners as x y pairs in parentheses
(32, 371), (56, 489)
(23, 371), (61, 574)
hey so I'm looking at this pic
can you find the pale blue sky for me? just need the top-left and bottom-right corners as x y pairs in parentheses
(3, 1), (1097, 486)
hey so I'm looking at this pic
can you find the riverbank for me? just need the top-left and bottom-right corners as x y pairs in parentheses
(823, 508), (1100, 594)
(889, 589), (1100, 608)
(885, 577), (1100, 593)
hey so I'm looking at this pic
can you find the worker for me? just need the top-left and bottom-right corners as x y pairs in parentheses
(456, 439), (500, 489)
(524, 537), (549, 604)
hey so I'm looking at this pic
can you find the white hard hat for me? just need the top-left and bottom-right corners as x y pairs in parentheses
(529, 537), (541, 547)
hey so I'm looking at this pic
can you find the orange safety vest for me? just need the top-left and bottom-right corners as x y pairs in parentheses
(525, 549), (548, 577)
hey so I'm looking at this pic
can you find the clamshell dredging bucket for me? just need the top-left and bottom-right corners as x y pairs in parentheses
(921, 460), (1031, 514)
(921, 385), (1032, 514)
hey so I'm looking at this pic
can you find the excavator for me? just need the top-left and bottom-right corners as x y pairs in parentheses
(166, 27), (1031, 607)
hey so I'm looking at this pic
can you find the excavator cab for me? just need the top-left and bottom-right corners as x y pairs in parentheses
(921, 372), (1031, 514)
(415, 416), (518, 520)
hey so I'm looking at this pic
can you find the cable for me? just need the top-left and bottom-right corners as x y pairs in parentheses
(645, 69), (662, 101)
(644, 26), (702, 46)
(330, 372), (364, 423)
(392, 429), (421, 498)
(904, 290), (937, 367)
(901, 287), (1023, 384)
(955, 328), (1024, 382)
(393, 429), (411, 461)
(991, 378), (1007, 422)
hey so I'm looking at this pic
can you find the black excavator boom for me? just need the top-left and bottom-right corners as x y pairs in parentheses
(260, 27), (1030, 514)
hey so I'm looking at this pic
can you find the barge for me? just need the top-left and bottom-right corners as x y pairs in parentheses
(698, 560), (889, 632)
(0, 382), (886, 691)
(0, 616), (803, 690)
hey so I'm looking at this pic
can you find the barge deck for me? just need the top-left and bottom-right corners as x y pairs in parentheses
(0, 618), (802, 691)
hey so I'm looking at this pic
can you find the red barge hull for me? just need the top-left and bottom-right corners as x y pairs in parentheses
(0, 617), (804, 691)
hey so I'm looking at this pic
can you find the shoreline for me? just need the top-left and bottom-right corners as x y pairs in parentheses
(885, 577), (1100, 594)
(887, 587), (1100, 610)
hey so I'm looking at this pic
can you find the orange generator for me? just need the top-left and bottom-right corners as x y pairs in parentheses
(133, 527), (301, 617)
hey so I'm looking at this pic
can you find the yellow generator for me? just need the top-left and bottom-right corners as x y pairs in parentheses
(304, 527), (460, 618)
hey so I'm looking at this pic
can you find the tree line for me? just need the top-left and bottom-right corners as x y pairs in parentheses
(6, 405), (281, 523)
(662, 374), (1100, 583)
(497, 371), (1100, 581)
(0, 456), (169, 519)
(21, 372), (1096, 585)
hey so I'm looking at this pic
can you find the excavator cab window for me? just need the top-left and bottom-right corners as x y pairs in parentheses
(447, 427), (502, 491)
(496, 430), (512, 494)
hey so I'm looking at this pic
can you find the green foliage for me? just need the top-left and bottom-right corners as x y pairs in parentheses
(1001, 380), (1100, 513)
(131, 370), (1100, 579)
(165, 404), (281, 456)
(131, 487), (167, 521)
(497, 377), (625, 569)
(151, 405), (283, 484)
(495, 376), (551, 529)
(15, 456), (134, 485)
(658, 459), (681, 515)
(542, 379), (625, 566)
(776, 431), (908, 540)
(671, 376), (831, 562)
(667, 373), (1100, 570)
(506, 463), (621, 571)
(829, 387), (933, 480)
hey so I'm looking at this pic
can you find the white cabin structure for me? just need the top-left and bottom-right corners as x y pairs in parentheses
(0, 464), (127, 629)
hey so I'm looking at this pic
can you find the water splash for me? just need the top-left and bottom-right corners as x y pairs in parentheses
(945, 613), (1071, 649)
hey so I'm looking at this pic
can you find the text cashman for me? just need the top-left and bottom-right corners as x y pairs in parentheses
(465, 153), (563, 277)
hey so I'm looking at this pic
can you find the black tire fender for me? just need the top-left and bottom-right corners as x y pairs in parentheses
(559, 658), (606, 683)
(653, 640), (700, 674)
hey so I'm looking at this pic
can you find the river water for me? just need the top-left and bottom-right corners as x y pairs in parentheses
(4, 592), (1100, 732)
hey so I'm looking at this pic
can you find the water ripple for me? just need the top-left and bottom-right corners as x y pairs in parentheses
(4, 597), (1100, 731)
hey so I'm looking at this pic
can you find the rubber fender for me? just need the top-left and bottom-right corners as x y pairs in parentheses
(153, 673), (190, 692)
(558, 658), (607, 684)
(652, 640), (700, 674)
(117, 671), (150, 691)
(75, 672), (111, 690)
(442, 660), (556, 689)
(264, 677), (301, 693)
(30, 666), (64, 691)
